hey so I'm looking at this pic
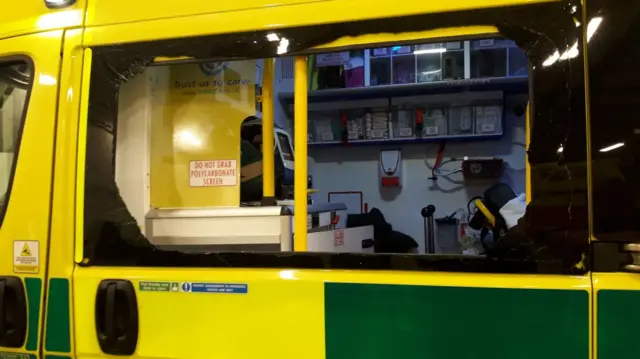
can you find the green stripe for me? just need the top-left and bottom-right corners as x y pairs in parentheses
(325, 283), (589, 359)
(24, 278), (42, 351)
(44, 356), (71, 359)
(44, 278), (71, 353)
(597, 290), (640, 359)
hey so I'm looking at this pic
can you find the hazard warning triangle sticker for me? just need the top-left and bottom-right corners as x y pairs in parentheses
(13, 240), (39, 274)
(21, 243), (32, 257)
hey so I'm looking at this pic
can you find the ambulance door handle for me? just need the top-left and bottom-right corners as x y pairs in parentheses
(0, 276), (27, 348)
(104, 283), (116, 339)
(95, 279), (139, 355)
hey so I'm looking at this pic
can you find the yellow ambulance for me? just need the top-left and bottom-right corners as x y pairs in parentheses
(0, 0), (637, 358)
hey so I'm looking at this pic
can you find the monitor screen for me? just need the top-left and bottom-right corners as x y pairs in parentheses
(277, 132), (293, 161)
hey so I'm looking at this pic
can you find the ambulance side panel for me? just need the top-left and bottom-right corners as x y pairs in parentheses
(0, 31), (63, 359)
(587, 1), (640, 358)
(70, 1), (591, 358)
(73, 268), (590, 359)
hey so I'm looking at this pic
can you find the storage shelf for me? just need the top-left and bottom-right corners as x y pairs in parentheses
(308, 133), (503, 147)
(282, 37), (525, 149)
(279, 76), (527, 105)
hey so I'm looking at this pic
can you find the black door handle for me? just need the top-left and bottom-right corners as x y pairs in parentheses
(0, 276), (27, 348)
(95, 279), (138, 355)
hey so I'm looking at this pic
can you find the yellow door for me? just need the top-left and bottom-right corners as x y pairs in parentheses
(71, 1), (592, 358)
(0, 31), (63, 359)
(586, 0), (640, 358)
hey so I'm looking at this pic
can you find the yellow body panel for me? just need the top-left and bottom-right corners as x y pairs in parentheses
(46, 28), (84, 358)
(50, 29), (84, 278)
(85, 0), (324, 27)
(0, 1), (86, 40)
(72, 3), (579, 359)
(74, 267), (590, 359)
(74, 267), (326, 359)
(592, 273), (640, 290)
(83, 0), (553, 46)
(0, 35), (62, 270)
(74, 48), (92, 263)
(85, 0), (550, 29)
(0, 30), (63, 358)
(0, 1), (603, 359)
(311, 26), (499, 51)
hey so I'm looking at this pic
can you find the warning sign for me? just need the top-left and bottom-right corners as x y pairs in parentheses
(334, 230), (345, 246)
(13, 240), (39, 274)
(139, 281), (178, 292)
(189, 160), (237, 187)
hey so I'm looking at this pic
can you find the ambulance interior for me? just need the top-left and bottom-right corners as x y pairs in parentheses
(113, 33), (532, 256)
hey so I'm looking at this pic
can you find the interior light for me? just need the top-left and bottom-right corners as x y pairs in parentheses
(541, 16), (602, 67)
(587, 17), (603, 41)
(277, 38), (290, 55)
(266, 33), (279, 42)
(414, 48), (447, 55)
(44, 0), (76, 8)
(175, 130), (202, 148)
(421, 69), (441, 75)
(557, 146), (564, 153)
(542, 51), (560, 67)
(559, 41), (579, 60)
(600, 142), (624, 152)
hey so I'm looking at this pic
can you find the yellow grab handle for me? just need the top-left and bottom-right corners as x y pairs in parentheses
(474, 199), (496, 228)
(262, 58), (275, 202)
(293, 56), (308, 252)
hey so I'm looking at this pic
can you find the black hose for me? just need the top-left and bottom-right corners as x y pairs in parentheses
(466, 196), (483, 222)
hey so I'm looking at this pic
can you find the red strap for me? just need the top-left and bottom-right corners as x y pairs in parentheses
(430, 142), (447, 179)
(341, 112), (348, 144)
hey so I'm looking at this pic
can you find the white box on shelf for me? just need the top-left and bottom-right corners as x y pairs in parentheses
(475, 105), (502, 135)
(422, 108), (448, 137)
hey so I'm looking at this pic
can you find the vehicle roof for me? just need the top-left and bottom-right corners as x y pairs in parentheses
(2, 0), (557, 42)
(84, 0), (557, 28)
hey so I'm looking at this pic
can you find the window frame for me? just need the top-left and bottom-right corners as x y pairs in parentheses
(0, 56), (35, 227)
(78, 1), (589, 275)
